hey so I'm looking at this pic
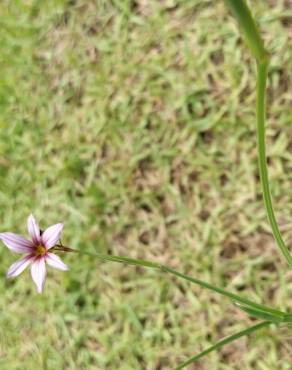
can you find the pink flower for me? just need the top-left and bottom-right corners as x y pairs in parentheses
(0, 214), (69, 293)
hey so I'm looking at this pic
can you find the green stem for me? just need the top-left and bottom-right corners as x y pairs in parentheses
(225, 0), (292, 267)
(224, 0), (268, 62)
(173, 321), (271, 370)
(60, 247), (284, 318)
(256, 61), (292, 267)
(160, 265), (284, 317)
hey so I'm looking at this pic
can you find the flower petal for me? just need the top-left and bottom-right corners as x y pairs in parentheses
(6, 255), (33, 278)
(46, 253), (69, 271)
(41, 223), (63, 249)
(31, 257), (46, 293)
(0, 232), (34, 253)
(27, 214), (41, 245)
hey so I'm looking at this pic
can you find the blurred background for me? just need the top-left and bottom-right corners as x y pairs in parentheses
(1, 0), (292, 369)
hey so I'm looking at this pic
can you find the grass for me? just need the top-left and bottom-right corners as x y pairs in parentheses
(0, 0), (292, 369)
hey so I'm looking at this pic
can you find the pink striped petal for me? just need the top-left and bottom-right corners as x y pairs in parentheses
(27, 214), (41, 245)
(41, 223), (63, 249)
(31, 257), (46, 293)
(6, 254), (33, 278)
(0, 233), (34, 253)
(46, 253), (69, 271)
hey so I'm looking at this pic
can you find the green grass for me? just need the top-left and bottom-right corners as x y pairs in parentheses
(1, 0), (292, 369)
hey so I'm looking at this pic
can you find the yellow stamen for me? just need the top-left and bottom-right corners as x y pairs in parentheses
(36, 245), (46, 256)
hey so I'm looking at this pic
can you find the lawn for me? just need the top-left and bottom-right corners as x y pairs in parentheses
(1, 0), (292, 369)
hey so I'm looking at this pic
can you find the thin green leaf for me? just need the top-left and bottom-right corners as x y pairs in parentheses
(256, 62), (292, 267)
(174, 321), (271, 370)
(235, 303), (284, 322)
(224, 0), (269, 62)
(224, 0), (292, 267)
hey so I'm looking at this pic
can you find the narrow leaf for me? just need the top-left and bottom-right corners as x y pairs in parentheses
(224, 0), (269, 62)
(174, 321), (271, 370)
(235, 303), (284, 322)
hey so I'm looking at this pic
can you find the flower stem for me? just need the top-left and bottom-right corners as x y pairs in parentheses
(173, 321), (271, 370)
(61, 247), (285, 318)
